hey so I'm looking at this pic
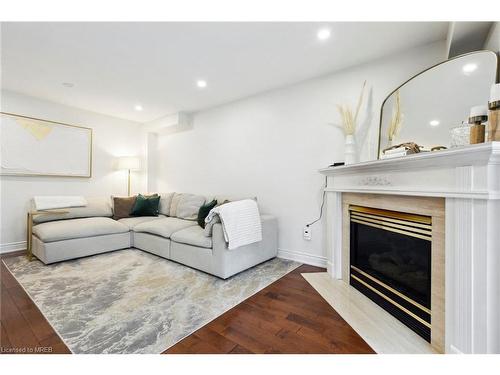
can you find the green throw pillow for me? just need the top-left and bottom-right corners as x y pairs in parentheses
(130, 194), (161, 217)
(197, 199), (217, 228)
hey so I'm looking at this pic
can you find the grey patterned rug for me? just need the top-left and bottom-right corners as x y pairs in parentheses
(3, 249), (300, 354)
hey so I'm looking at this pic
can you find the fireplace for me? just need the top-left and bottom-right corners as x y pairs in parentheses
(349, 205), (432, 341)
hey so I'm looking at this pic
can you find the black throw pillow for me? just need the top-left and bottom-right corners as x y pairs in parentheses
(130, 194), (161, 216)
(197, 199), (217, 228)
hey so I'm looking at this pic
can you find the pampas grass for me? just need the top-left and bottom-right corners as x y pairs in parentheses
(388, 90), (402, 142)
(336, 80), (367, 136)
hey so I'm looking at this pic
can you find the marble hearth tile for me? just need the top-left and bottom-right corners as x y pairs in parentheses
(303, 272), (438, 354)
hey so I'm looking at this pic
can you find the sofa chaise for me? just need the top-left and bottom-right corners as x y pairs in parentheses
(29, 193), (278, 279)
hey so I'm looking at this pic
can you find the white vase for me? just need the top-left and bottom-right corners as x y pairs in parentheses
(345, 135), (358, 165)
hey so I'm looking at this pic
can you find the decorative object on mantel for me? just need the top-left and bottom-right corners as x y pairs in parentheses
(468, 105), (488, 144)
(335, 80), (367, 165)
(430, 146), (447, 151)
(387, 90), (403, 148)
(381, 141), (421, 159)
(488, 83), (500, 141)
(450, 121), (471, 147)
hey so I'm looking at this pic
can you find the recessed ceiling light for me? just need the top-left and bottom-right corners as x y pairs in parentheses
(317, 28), (331, 41)
(462, 63), (478, 74)
(429, 120), (440, 126)
(196, 80), (207, 88)
(134, 104), (143, 111)
(62, 82), (74, 88)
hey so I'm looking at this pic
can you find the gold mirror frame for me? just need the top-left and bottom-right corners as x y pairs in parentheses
(377, 50), (500, 159)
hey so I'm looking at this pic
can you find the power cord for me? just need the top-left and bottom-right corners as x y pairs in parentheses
(306, 176), (328, 227)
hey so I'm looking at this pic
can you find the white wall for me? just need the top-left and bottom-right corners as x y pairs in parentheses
(153, 41), (447, 266)
(0, 90), (147, 252)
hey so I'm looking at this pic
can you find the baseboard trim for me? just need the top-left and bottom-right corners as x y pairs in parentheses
(277, 249), (327, 268)
(0, 241), (27, 254)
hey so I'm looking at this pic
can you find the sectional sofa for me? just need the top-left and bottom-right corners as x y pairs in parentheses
(30, 193), (278, 279)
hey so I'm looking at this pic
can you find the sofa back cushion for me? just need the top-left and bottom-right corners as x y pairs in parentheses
(33, 197), (113, 224)
(169, 193), (206, 220)
(158, 192), (175, 215)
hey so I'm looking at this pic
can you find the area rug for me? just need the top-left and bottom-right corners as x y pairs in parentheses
(3, 249), (300, 354)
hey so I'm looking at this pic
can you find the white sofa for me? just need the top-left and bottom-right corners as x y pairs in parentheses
(30, 194), (278, 279)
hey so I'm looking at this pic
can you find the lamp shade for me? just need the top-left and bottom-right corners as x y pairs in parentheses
(117, 156), (141, 170)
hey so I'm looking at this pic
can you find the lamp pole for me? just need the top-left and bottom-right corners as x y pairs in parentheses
(127, 169), (131, 196)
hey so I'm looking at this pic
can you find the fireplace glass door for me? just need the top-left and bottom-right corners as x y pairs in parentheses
(349, 205), (432, 341)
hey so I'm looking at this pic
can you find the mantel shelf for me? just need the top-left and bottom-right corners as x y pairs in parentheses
(319, 142), (500, 176)
(318, 142), (500, 200)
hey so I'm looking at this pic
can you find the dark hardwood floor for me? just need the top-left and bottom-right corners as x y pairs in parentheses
(1, 251), (70, 354)
(1, 251), (374, 354)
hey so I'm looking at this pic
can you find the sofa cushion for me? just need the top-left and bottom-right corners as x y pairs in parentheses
(118, 215), (166, 230)
(33, 197), (113, 224)
(32, 217), (129, 242)
(171, 225), (213, 249)
(133, 217), (197, 238)
(158, 192), (175, 215)
(169, 193), (206, 220)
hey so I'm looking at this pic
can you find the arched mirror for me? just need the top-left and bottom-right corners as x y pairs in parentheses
(378, 51), (498, 159)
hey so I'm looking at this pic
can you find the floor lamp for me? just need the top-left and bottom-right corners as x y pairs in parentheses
(117, 156), (141, 196)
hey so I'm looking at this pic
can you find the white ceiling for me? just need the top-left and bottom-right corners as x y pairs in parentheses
(1, 22), (449, 123)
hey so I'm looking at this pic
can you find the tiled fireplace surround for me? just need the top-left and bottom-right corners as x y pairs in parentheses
(319, 142), (500, 354)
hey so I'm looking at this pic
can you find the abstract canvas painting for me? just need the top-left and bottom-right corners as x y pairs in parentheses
(0, 112), (92, 177)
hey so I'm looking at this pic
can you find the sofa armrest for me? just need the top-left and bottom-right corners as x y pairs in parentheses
(211, 214), (278, 253)
(210, 214), (278, 278)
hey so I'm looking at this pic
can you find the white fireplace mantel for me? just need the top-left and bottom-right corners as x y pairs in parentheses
(319, 142), (500, 354)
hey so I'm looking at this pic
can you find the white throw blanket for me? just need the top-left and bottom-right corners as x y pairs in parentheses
(33, 196), (87, 210)
(205, 199), (262, 250)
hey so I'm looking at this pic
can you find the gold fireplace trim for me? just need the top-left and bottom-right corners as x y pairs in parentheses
(350, 265), (431, 315)
(349, 205), (431, 225)
(350, 205), (432, 241)
(351, 274), (431, 329)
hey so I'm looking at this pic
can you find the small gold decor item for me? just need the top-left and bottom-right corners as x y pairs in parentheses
(469, 105), (488, 144)
(488, 83), (500, 142)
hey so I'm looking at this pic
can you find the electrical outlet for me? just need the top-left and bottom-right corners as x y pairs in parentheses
(303, 226), (312, 240)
